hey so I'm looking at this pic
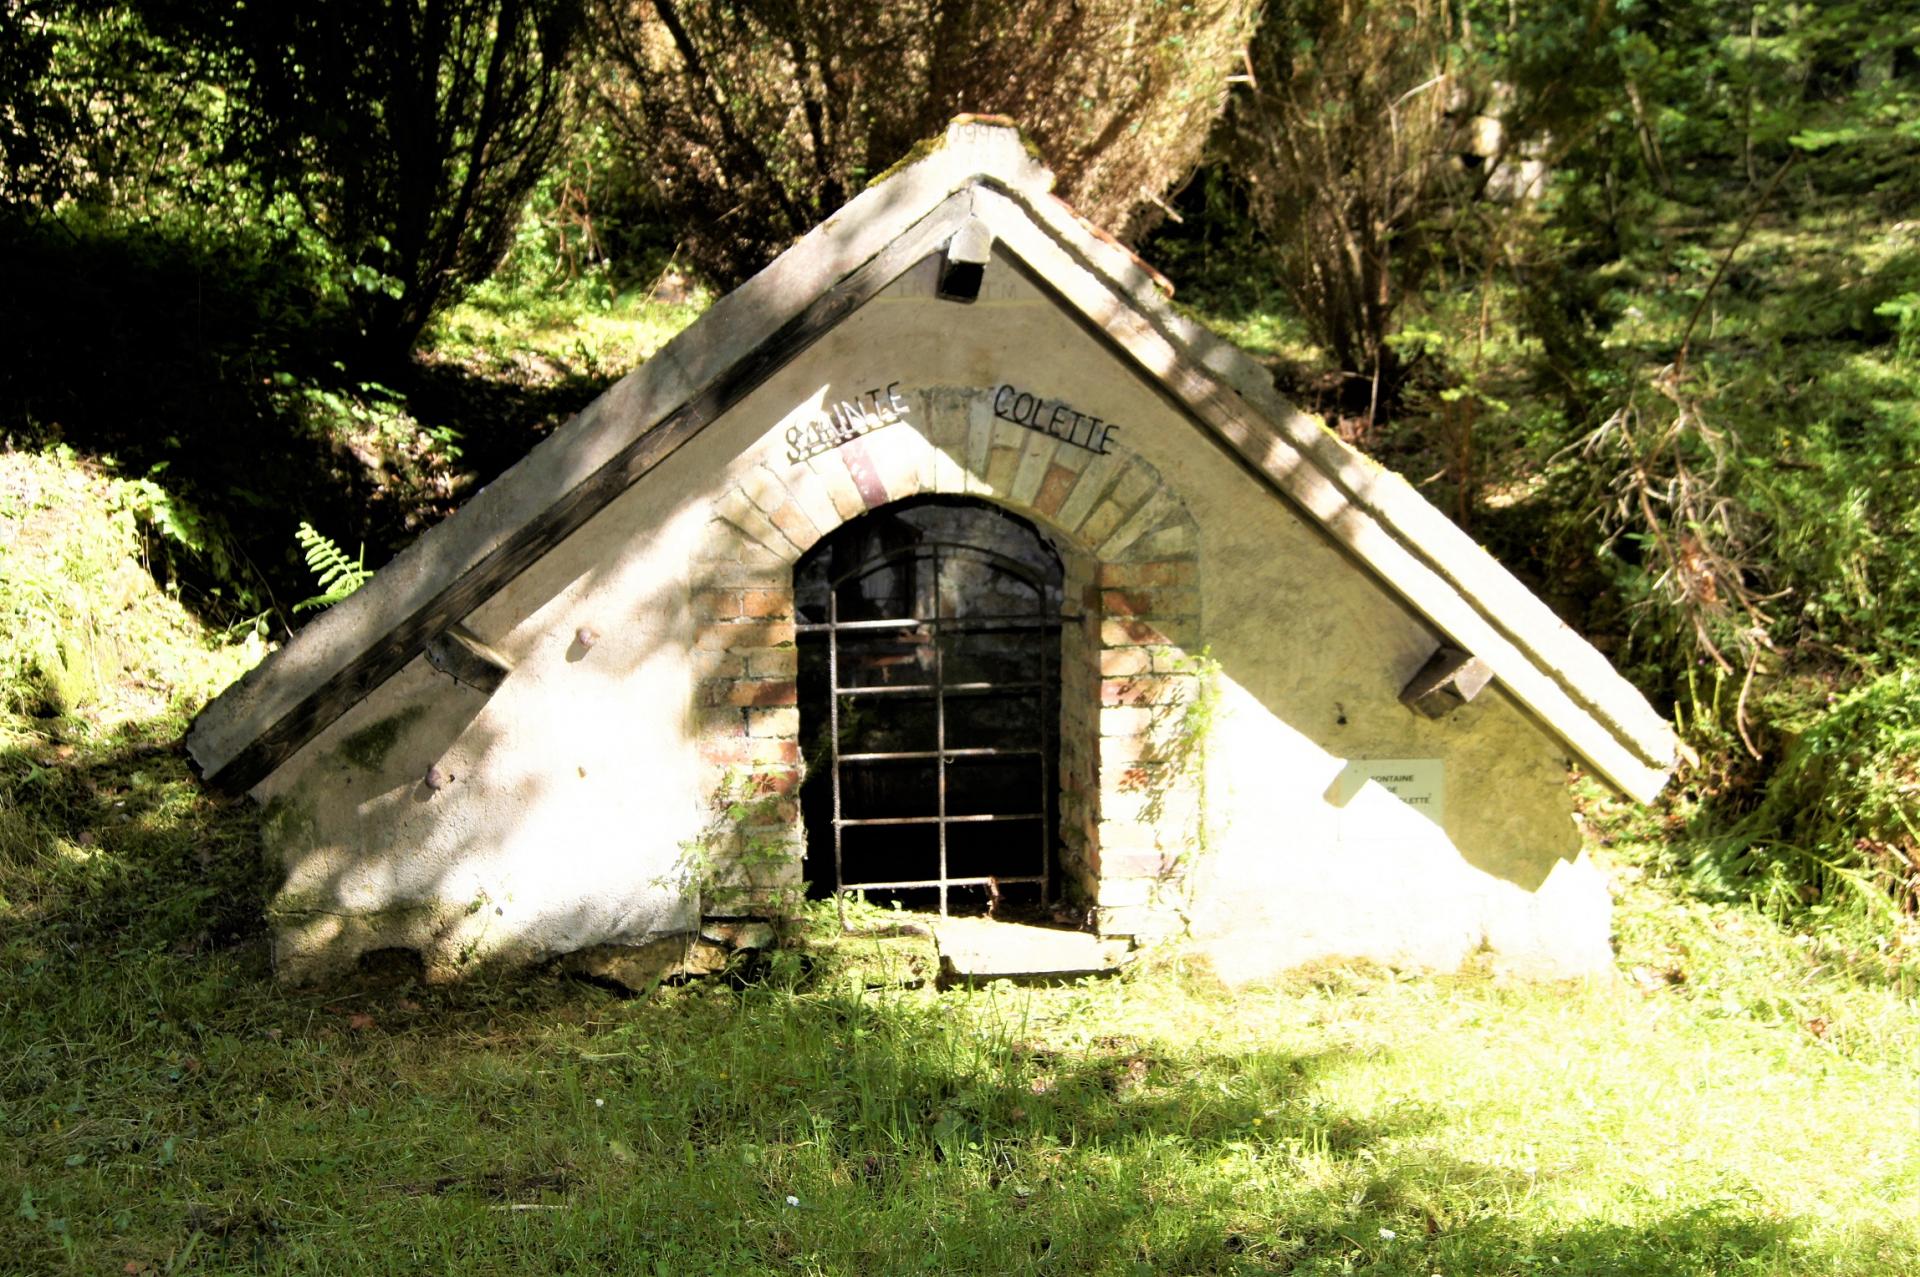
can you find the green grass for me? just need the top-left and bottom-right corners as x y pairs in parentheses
(4, 448), (1918, 1274)
(5, 869), (1917, 1274)
(424, 269), (710, 387)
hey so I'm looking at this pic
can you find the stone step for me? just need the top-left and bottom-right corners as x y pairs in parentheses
(933, 917), (1132, 984)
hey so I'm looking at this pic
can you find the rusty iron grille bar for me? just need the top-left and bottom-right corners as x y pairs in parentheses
(797, 540), (1061, 915)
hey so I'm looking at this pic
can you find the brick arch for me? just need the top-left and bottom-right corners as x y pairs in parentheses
(689, 384), (1202, 936)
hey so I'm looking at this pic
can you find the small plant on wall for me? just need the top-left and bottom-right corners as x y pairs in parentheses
(1122, 647), (1222, 928)
(672, 769), (807, 919)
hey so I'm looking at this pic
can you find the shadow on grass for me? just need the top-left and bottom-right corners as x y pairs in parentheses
(401, 353), (612, 492)
(0, 720), (270, 961)
(0, 725), (1901, 1273)
(0, 216), (611, 625)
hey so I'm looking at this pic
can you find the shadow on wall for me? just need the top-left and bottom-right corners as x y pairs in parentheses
(262, 350), (1587, 981)
(1027, 273), (1586, 895)
(260, 466), (790, 979)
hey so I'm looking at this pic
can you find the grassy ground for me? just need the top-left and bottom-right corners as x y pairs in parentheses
(3, 448), (1917, 1275)
(424, 270), (711, 389)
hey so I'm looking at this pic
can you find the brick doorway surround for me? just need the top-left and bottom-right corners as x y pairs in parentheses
(689, 386), (1202, 938)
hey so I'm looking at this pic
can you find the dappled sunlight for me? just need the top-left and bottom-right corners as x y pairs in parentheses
(4, 448), (1917, 1273)
(8, 0), (1920, 1265)
(8, 901), (1915, 1271)
(258, 472), (729, 980)
(237, 227), (1626, 983)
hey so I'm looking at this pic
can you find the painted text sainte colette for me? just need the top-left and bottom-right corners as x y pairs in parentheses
(992, 383), (1118, 455)
(785, 381), (910, 463)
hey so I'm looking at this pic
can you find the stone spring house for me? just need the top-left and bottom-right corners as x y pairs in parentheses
(187, 119), (1676, 986)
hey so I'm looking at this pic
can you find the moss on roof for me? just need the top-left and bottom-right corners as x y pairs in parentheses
(862, 115), (1047, 192)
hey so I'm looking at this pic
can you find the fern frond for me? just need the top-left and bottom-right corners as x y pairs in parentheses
(293, 522), (374, 612)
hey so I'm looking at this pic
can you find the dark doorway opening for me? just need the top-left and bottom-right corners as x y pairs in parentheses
(796, 497), (1065, 915)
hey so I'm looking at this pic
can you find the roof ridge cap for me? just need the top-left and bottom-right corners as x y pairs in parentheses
(931, 116), (1056, 196)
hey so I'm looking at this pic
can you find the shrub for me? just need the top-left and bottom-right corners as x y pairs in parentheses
(143, 0), (589, 363)
(589, 0), (1257, 286)
(1708, 667), (1920, 925)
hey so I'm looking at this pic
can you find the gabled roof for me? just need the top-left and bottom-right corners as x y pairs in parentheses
(188, 118), (1677, 801)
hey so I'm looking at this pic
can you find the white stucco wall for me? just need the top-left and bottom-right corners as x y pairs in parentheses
(255, 247), (1605, 984)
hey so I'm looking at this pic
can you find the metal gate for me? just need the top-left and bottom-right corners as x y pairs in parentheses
(796, 501), (1063, 915)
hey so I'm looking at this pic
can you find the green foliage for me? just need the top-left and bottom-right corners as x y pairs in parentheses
(1225, 0), (1461, 404)
(1876, 291), (1920, 362)
(2, 185), (365, 622)
(291, 522), (372, 614)
(0, 0), (622, 627)
(8, 0), (1919, 967)
(3, 870), (1918, 1269)
(0, 0), (83, 214)
(1515, 151), (1920, 927)
(428, 246), (708, 384)
(1, 3), (281, 230)
(591, 0), (1257, 286)
(673, 769), (807, 918)
(0, 447), (263, 943)
(1147, 166), (1321, 367)
(0, 451), (257, 722)
(1218, 0), (1615, 417)
(1705, 668), (1920, 923)
(1535, 226), (1920, 687)
(1165, 0), (1920, 934)
(138, 0), (588, 362)
(1132, 647), (1221, 861)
